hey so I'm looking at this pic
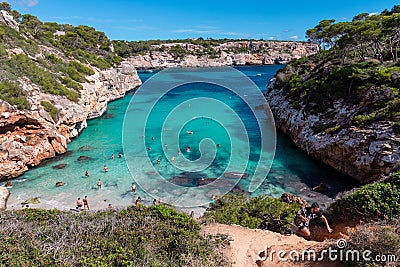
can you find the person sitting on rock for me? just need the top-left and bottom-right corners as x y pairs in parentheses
(294, 202), (333, 238)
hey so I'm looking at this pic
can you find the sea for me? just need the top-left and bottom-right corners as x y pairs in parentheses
(5, 65), (357, 215)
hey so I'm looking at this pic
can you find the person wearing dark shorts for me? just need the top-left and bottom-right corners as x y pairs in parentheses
(295, 202), (333, 238)
(83, 196), (89, 210)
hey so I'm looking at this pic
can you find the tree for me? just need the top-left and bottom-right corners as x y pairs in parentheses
(306, 19), (336, 49)
(353, 13), (369, 22)
(0, 1), (11, 11)
(21, 14), (43, 37)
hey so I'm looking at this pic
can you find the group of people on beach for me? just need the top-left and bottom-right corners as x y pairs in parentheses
(76, 196), (89, 211)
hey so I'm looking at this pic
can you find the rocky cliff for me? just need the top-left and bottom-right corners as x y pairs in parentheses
(127, 41), (319, 69)
(0, 62), (141, 180)
(265, 78), (400, 183)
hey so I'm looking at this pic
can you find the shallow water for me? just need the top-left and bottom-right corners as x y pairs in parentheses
(6, 65), (357, 213)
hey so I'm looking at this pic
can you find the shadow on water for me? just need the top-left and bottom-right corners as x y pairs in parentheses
(272, 130), (358, 199)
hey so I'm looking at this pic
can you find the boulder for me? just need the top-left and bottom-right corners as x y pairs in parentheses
(21, 197), (40, 205)
(77, 155), (90, 161)
(52, 164), (67, 169)
(280, 192), (309, 208)
(312, 183), (329, 193)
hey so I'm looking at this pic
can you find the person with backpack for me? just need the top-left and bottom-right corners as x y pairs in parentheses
(295, 202), (333, 238)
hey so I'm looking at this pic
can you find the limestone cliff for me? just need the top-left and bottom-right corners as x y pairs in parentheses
(0, 10), (142, 180)
(265, 77), (400, 183)
(0, 62), (141, 180)
(127, 41), (319, 69)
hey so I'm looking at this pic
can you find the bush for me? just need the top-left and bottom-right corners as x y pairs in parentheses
(7, 54), (80, 102)
(328, 181), (400, 221)
(40, 100), (58, 121)
(201, 193), (300, 234)
(344, 221), (400, 266)
(0, 206), (227, 266)
(0, 80), (31, 109)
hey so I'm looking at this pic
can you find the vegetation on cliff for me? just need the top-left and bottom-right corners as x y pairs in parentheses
(0, 205), (227, 266)
(274, 5), (400, 126)
(112, 38), (309, 59)
(202, 193), (300, 234)
(0, 2), (122, 110)
(328, 172), (400, 221)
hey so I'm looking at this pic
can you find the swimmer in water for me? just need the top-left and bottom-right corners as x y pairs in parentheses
(178, 150), (181, 156)
(187, 146), (191, 153)
(171, 156), (175, 163)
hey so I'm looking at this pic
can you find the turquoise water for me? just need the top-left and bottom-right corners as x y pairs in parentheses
(6, 65), (356, 212)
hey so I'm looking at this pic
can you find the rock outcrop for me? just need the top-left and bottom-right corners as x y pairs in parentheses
(127, 41), (319, 69)
(0, 60), (141, 180)
(265, 78), (400, 183)
(0, 10), (18, 31)
(0, 187), (10, 210)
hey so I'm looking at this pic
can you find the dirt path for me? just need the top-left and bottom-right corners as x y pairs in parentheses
(201, 223), (345, 267)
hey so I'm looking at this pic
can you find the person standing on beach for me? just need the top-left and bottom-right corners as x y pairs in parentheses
(83, 196), (89, 210)
(97, 179), (102, 190)
(135, 196), (142, 206)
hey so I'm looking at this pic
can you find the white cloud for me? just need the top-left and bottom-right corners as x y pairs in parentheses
(290, 35), (299, 40)
(19, 0), (39, 7)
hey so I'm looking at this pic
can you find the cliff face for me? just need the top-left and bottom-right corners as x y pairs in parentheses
(0, 62), (141, 180)
(265, 78), (400, 183)
(127, 41), (319, 69)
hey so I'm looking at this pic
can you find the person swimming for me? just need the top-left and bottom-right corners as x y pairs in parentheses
(187, 146), (191, 153)
(187, 130), (193, 135)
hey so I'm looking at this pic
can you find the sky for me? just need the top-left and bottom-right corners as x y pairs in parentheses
(5, 0), (400, 41)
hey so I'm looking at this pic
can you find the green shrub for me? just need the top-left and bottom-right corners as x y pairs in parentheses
(7, 54), (80, 102)
(59, 76), (83, 91)
(0, 206), (227, 267)
(0, 80), (31, 109)
(202, 193), (300, 234)
(328, 182), (400, 221)
(40, 100), (58, 121)
(69, 60), (95, 76)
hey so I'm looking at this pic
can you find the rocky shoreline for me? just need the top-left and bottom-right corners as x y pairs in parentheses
(127, 41), (319, 69)
(265, 78), (400, 183)
(0, 61), (142, 181)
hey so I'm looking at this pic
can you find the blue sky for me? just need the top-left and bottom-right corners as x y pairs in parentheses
(6, 0), (400, 41)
